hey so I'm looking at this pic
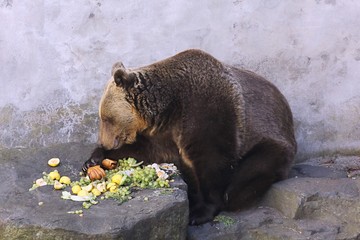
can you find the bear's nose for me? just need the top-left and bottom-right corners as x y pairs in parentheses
(98, 140), (110, 150)
(100, 143), (112, 150)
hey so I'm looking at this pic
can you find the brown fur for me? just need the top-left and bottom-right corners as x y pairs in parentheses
(98, 80), (148, 149)
(83, 49), (297, 225)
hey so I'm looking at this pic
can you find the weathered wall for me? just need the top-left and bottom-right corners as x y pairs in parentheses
(1, 0), (360, 161)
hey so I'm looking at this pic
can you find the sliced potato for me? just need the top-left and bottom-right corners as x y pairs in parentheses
(54, 180), (64, 190)
(35, 178), (47, 187)
(82, 183), (93, 192)
(96, 182), (106, 193)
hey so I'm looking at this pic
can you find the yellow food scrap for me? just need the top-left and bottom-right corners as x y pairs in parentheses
(106, 182), (116, 190)
(96, 182), (106, 193)
(48, 158), (60, 167)
(111, 174), (122, 185)
(77, 189), (90, 197)
(48, 170), (60, 180)
(106, 182), (117, 192)
(59, 176), (71, 185)
(35, 178), (47, 187)
(91, 188), (101, 197)
(54, 180), (64, 190)
(109, 185), (117, 193)
(82, 183), (93, 192)
(71, 185), (82, 194)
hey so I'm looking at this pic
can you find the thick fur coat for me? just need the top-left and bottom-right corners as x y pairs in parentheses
(83, 49), (297, 225)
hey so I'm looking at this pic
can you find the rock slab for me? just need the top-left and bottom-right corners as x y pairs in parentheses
(188, 158), (360, 240)
(2, 144), (360, 240)
(0, 143), (188, 240)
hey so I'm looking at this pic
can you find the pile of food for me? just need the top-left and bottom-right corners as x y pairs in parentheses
(29, 157), (178, 215)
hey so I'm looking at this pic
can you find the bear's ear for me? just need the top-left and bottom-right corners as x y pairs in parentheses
(112, 62), (136, 89)
(111, 62), (126, 76)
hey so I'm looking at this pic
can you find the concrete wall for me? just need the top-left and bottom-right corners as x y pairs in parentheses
(1, 0), (360, 161)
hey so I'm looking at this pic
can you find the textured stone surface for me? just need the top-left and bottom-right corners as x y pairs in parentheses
(262, 177), (360, 218)
(2, 145), (360, 239)
(188, 161), (360, 240)
(0, 144), (188, 240)
(1, 1), (360, 161)
(289, 164), (348, 179)
(187, 207), (342, 240)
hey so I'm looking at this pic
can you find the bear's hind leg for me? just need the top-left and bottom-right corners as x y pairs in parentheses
(225, 141), (294, 211)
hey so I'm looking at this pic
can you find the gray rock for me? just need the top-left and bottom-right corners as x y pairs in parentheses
(189, 163), (360, 240)
(289, 164), (348, 179)
(188, 207), (340, 240)
(0, 143), (188, 240)
(296, 156), (360, 178)
(2, 146), (360, 240)
(262, 177), (360, 218)
(262, 177), (360, 239)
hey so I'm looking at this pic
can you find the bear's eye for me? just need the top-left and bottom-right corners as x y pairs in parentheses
(102, 117), (114, 124)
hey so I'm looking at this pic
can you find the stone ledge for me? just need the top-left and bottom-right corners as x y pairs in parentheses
(2, 145), (360, 240)
(0, 143), (188, 240)
(188, 162), (360, 240)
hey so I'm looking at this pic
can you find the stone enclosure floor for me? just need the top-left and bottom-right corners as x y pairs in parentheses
(1, 143), (360, 240)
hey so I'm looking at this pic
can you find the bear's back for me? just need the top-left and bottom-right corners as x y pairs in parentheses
(132, 49), (295, 155)
(228, 67), (296, 153)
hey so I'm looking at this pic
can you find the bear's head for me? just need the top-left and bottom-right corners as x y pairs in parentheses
(98, 62), (148, 150)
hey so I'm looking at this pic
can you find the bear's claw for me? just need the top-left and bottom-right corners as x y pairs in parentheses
(82, 158), (98, 173)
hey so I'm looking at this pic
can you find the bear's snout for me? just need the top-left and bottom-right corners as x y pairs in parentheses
(99, 135), (121, 150)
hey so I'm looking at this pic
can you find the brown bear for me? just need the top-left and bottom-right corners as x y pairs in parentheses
(82, 49), (297, 225)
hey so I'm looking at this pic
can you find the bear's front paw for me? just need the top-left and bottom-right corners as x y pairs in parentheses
(189, 204), (218, 225)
